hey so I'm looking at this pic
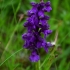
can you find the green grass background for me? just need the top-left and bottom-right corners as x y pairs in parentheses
(0, 0), (70, 70)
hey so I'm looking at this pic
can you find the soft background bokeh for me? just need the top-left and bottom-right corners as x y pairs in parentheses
(0, 0), (70, 70)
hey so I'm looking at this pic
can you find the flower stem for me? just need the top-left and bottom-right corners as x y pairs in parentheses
(40, 0), (44, 2)
(35, 60), (41, 70)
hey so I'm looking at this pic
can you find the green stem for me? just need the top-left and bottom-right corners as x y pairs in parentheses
(35, 60), (41, 70)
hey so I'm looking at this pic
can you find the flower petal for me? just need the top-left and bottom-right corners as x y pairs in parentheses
(29, 51), (40, 62)
(38, 10), (44, 18)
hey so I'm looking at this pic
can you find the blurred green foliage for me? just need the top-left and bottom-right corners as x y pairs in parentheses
(0, 0), (70, 70)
